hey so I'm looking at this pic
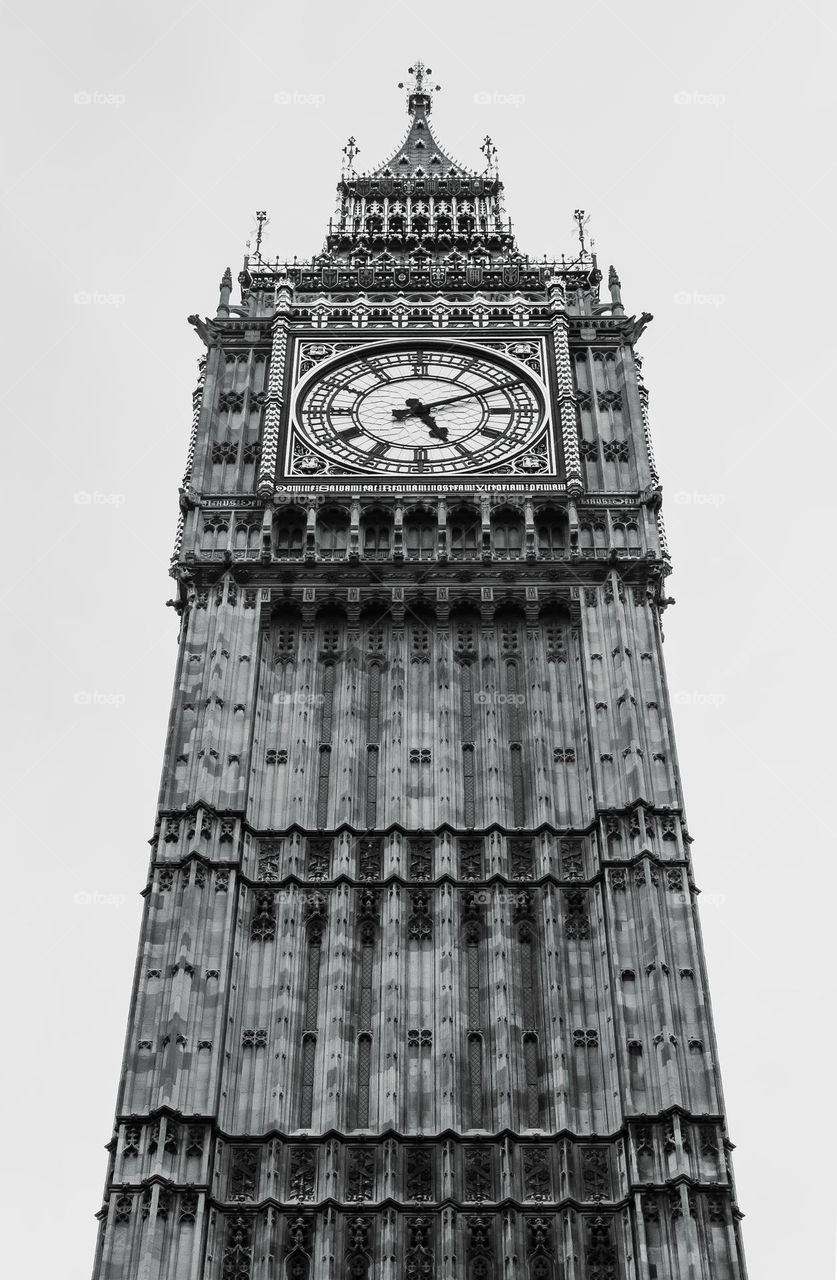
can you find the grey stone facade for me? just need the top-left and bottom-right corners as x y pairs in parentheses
(92, 64), (747, 1280)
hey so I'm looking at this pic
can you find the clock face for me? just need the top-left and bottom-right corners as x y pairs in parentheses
(291, 342), (548, 475)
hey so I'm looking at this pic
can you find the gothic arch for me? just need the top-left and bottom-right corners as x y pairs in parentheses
(360, 506), (393, 558)
(273, 505), (307, 557)
(403, 506), (437, 558)
(449, 503), (481, 558)
(233, 514), (261, 554)
(317, 505), (350, 557)
(490, 505), (524, 558)
(533, 505), (568, 556)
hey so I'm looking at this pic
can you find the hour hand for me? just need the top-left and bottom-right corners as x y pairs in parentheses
(392, 397), (424, 421)
(391, 397), (449, 441)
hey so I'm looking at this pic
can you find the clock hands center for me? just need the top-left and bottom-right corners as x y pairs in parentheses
(391, 396), (449, 442)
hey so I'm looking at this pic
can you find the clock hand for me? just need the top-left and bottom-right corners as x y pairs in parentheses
(392, 396), (427, 421)
(391, 380), (518, 419)
(420, 378), (518, 410)
(390, 397), (450, 441)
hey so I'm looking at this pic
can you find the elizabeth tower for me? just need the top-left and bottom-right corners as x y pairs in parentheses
(92, 66), (748, 1280)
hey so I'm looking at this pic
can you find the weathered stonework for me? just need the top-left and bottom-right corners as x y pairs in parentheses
(92, 65), (747, 1280)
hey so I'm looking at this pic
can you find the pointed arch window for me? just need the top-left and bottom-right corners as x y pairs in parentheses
(492, 510), (524, 559)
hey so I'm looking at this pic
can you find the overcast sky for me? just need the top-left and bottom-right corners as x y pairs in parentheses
(2, 2), (835, 1277)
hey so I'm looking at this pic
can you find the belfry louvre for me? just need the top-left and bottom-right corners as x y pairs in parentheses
(92, 64), (748, 1280)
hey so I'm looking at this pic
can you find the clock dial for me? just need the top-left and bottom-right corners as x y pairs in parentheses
(292, 342), (548, 475)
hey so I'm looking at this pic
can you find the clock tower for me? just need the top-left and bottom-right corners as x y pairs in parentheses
(92, 64), (748, 1280)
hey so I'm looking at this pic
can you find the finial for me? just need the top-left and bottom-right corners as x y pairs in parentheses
(216, 267), (232, 317)
(573, 209), (590, 257)
(342, 136), (360, 174)
(608, 265), (624, 314)
(398, 60), (441, 113)
(480, 135), (498, 175)
(253, 210), (268, 257)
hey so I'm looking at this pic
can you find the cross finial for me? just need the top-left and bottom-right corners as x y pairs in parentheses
(342, 136), (359, 174)
(407, 60), (428, 90)
(253, 210), (268, 256)
(573, 208), (590, 257)
(481, 135), (498, 174)
(398, 60), (441, 112)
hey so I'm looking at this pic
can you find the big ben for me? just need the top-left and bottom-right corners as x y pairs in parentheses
(91, 63), (748, 1280)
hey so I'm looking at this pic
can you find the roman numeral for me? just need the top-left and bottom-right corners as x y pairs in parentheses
(330, 405), (353, 413)
(413, 448), (428, 470)
(481, 426), (504, 439)
(488, 407), (509, 414)
(368, 442), (389, 458)
(336, 425), (362, 440)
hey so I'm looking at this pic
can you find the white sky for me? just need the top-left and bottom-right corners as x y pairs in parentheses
(1, 2), (835, 1277)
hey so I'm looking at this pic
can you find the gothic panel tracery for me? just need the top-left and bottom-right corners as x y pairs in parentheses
(94, 61), (745, 1280)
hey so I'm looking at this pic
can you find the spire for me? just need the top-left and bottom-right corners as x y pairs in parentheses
(369, 61), (463, 180)
(322, 63), (518, 262)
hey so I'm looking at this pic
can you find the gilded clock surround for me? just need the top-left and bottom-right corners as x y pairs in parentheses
(287, 336), (553, 478)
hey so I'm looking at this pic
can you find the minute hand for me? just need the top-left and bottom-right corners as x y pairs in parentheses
(394, 378), (517, 419)
(419, 379), (519, 411)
